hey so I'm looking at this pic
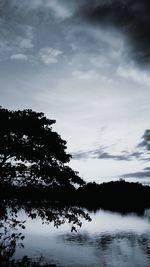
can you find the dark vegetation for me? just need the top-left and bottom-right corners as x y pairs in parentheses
(1, 179), (150, 212)
(77, 180), (150, 212)
(0, 107), (84, 187)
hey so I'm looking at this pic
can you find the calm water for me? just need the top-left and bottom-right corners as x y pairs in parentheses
(12, 208), (150, 267)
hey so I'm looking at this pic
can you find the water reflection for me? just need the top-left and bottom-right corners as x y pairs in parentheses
(1, 203), (150, 267)
(0, 200), (91, 267)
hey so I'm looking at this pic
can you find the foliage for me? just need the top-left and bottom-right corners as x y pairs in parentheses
(0, 107), (84, 187)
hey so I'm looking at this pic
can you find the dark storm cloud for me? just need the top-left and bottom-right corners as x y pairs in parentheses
(78, 0), (150, 65)
(1, 0), (150, 66)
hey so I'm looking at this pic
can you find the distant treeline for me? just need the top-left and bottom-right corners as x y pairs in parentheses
(1, 180), (150, 212)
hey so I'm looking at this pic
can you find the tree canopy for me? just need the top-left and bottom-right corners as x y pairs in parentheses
(0, 107), (84, 187)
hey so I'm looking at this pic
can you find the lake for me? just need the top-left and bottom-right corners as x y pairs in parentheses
(10, 207), (150, 267)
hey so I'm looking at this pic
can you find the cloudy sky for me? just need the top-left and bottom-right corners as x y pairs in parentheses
(1, 0), (150, 184)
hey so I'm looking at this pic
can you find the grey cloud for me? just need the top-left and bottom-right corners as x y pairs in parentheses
(73, 129), (150, 162)
(44, 0), (72, 19)
(139, 130), (150, 150)
(72, 148), (144, 161)
(72, 129), (150, 162)
(0, 0), (74, 22)
(95, 151), (130, 161)
(0, 1), (72, 63)
(10, 53), (28, 61)
(72, 151), (89, 160)
(9, 47), (63, 65)
(122, 171), (150, 179)
(144, 167), (150, 171)
(0, 17), (34, 61)
(38, 47), (62, 65)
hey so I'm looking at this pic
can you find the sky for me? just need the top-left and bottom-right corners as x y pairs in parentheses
(1, 0), (150, 184)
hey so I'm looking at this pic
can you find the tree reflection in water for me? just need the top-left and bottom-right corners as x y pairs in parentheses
(0, 200), (91, 267)
(59, 231), (150, 266)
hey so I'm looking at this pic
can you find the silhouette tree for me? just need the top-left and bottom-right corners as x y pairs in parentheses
(0, 107), (84, 187)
